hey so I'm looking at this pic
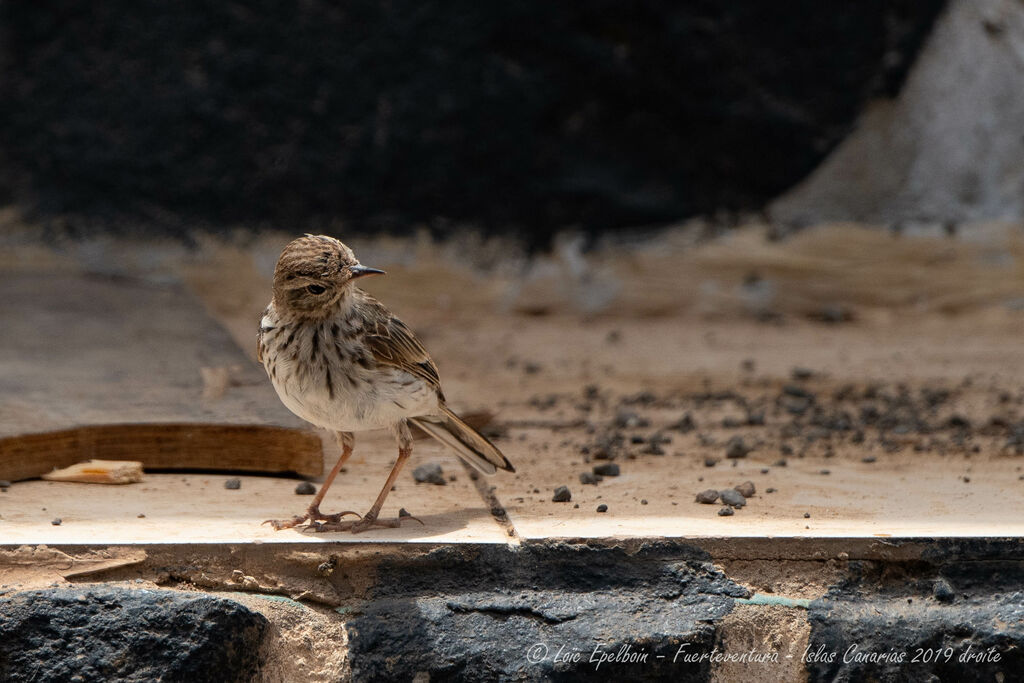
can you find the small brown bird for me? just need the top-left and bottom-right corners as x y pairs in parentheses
(258, 234), (514, 533)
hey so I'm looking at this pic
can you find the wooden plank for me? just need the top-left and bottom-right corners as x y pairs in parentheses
(0, 424), (322, 482)
(0, 271), (322, 480)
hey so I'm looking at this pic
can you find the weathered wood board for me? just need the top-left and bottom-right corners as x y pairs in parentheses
(0, 271), (322, 480)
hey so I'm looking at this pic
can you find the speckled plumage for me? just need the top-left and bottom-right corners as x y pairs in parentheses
(259, 234), (513, 533)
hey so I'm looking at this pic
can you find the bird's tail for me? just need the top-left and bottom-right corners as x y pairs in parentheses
(411, 405), (515, 475)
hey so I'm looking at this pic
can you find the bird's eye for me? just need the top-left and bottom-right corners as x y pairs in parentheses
(306, 284), (326, 295)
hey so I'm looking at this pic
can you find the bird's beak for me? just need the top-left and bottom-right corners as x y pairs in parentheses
(349, 264), (386, 280)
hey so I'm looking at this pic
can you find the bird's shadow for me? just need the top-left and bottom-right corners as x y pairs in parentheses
(273, 507), (504, 542)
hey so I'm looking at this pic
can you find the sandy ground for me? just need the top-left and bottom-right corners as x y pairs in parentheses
(3, 222), (1024, 548)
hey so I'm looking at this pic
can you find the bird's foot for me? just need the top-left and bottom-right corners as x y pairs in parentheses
(263, 505), (361, 531)
(312, 511), (424, 534)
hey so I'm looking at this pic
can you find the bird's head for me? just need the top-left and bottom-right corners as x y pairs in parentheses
(272, 234), (385, 316)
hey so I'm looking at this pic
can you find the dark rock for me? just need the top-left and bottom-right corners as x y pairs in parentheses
(766, 487), (777, 493)
(725, 436), (752, 459)
(861, 456), (877, 463)
(734, 481), (756, 498)
(704, 457), (719, 467)
(804, 512), (811, 518)
(412, 463), (446, 485)
(773, 458), (788, 467)
(720, 489), (746, 508)
(695, 489), (719, 504)
(593, 463), (620, 477)
(808, 562), (1024, 682)
(51, 518), (61, 526)
(0, 480), (10, 489)
(717, 507), (734, 517)
(223, 478), (241, 490)
(596, 504), (608, 513)
(0, 587), (267, 683)
(346, 543), (747, 680)
(579, 472), (602, 485)
(295, 481), (316, 495)
(932, 578), (955, 603)
(671, 413), (697, 432)
(552, 486), (572, 502)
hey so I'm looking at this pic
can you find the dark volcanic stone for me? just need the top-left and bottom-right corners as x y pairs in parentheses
(596, 504), (608, 513)
(295, 481), (316, 495)
(346, 543), (747, 681)
(932, 578), (955, 603)
(552, 486), (572, 502)
(579, 471), (602, 485)
(734, 481), (756, 498)
(720, 489), (746, 508)
(808, 560), (1024, 682)
(223, 478), (241, 490)
(717, 506), (734, 517)
(0, 587), (267, 683)
(725, 436), (752, 459)
(593, 463), (620, 477)
(412, 463), (446, 485)
(695, 489), (719, 504)
(0, 3), (944, 243)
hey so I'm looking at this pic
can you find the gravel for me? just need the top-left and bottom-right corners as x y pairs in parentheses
(223, 478), (241, 490)
(720, 489), (746, 507)
(593, 463), (620, 477)
(717, 507), (734, 516)
(725, 436), (752, 459)
(596, 504), (608, 513)
(734, 481), (756, 498)
(552, 486), (572, 502)
(695, 489), (719, 504)
(412, 463), (446, 485)
(295, 482), (316, 495)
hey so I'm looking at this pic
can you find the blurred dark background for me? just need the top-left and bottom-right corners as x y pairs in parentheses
(0, 1), (945, 246)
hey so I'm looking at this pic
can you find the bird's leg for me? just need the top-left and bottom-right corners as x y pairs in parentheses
(317, 422), (423, 533)
(264, 431), (361, 530)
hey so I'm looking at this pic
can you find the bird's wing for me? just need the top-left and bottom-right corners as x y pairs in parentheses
(361, 296), (443, 396)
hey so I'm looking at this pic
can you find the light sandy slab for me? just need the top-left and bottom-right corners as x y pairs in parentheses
(497, 450), (1024, 540)
(0, 434), (511, 545)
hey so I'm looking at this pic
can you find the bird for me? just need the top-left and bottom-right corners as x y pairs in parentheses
(257, 234), (514, 533)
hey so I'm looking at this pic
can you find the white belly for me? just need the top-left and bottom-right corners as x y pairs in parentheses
(261, 314), (438, 432)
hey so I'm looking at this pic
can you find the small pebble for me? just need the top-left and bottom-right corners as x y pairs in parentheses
(137, 513), (145, 518)
(861, 456), (877, 463)
(819, 469), (830, 475)
(552, 486), (572, 503)
(579, 472), (602, 485)
(51, 518), (62, 526)
(725, 436), (752, 459)
(717, 507), (734, 517)
(695, 489), (719, 504)
(224, 478), (241, 490)
(0, 480), (10, 490)
(766, 487), (776, 493)
(596, 504), (608, 513)
(704, 457), (718, 468)
(593, 463), (620, 477)
(295, 481), (316, 495)
(803, 512), (811, 518)
(734, 481), (756, 498)
(773, 459), (787, 467)
(720, 489), (746, 508)
(640, 499), (648, 505)
(412, 463), (446, 485)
